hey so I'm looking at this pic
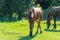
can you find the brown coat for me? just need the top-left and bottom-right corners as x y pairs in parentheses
(25, 6), (43, 36)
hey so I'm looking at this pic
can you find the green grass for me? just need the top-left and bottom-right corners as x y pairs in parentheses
(0, 20), (60, 40)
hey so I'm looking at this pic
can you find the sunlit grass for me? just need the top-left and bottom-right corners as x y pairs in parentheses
(0, 20), (60, 40)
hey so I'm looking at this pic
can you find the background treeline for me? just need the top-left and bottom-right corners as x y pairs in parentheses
(0, 0), (60, 21)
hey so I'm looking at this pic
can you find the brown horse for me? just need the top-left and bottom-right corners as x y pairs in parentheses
(47, 6), (60, 29)
(25, 6), (43, 36)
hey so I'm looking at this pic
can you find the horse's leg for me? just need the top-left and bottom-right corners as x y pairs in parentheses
(36, 19), (42, 34)
(36, 20), (38, 34)
(29, 20), (34, 36)
(39, 20), (42, 33)
(47, 22), (51, 29)
(53, 17), (56, 29)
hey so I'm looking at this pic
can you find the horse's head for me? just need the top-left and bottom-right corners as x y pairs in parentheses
(25, 11), (28, 17)
(25, 9), (31, 18)
(25, 7), (34, 19)
(46, 13), (52, 29)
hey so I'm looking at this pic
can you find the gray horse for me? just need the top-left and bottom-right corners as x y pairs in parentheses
(47, 6), (60, 29)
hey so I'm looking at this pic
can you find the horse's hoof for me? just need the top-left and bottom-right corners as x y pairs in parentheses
(36, 32), (38, 34)
(40, 31), (42, 34)
(47, 28), (49, 29)
(47, 27), (49, 29)
(30, 34), (32, 36)
(53, 27), (56, 29)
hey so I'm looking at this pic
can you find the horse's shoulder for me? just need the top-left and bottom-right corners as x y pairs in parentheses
(52, 6), (60, 9)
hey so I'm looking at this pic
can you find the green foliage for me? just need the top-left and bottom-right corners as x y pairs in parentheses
(50, 0), (60, 6)
(0, 0), (35, 20)
(36, 4), (41, 8)
(0, 0), (60, 20)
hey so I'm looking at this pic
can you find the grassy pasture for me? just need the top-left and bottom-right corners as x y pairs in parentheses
(0, 20), (60, 40)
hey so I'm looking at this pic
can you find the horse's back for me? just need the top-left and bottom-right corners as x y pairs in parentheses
(33, 7), (43, 13)
(49, 6), (60, 16)
(32, 7), (43, 20)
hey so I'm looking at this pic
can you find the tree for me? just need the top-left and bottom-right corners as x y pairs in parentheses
(0, 0), (35, 20)
(35, 0), (52, 9)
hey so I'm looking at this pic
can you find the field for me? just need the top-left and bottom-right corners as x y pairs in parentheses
(0, 20), (60, 40)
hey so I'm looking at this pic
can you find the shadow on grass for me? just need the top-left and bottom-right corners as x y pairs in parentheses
(44, 29), (60, 32)
(19, 33), (37, 40)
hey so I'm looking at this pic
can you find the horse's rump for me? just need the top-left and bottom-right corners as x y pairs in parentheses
(25, 6), (43, 36)
(30, 6), (43, 20)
